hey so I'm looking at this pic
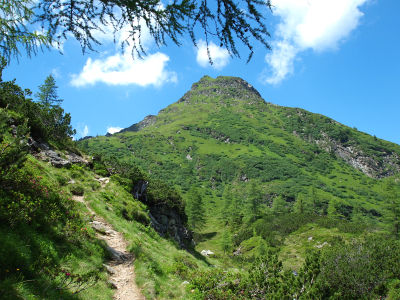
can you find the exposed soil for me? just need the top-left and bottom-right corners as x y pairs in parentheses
(72, 177), (144, 300)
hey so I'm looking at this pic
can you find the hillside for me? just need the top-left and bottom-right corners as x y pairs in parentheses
(79, 75), (400, 298)
(0, 73), (206, 299)
(81, 75), (400, 222)
(2, 72), (400, 299)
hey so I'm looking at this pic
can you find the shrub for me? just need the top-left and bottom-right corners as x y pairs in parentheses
(70, 185), (84, 196)
(121, 202), (150, 225)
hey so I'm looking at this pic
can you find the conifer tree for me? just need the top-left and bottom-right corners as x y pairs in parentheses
(221, 185), (233, 221)
(187, 187), (206, 231)
(294, 193), (305, 214)
(272, 195), (288, 215)
(294, 193), (312, 214)
(3, 1), (272, 64)
(229, 189), (243, 228)
(385, 179), (400, 238)
(35, 75), (63, 107)
(221, 231), (232, 254)
(247, 180), (263, 220)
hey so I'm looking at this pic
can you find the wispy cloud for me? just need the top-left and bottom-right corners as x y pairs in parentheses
(196, 40), (230, 70)
(75, 124), (89, 139)
(51, 68), (61, 79)
(264, 0), (369, 85)
(107, 126), (123, 134)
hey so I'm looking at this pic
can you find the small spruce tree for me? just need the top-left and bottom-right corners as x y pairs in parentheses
(385, 179), (400, 238)
(187, 187), (206, 231)
(35, 75), (63, 107)
(272, 195), (288, 215)
(247, 180), (263, 220)
(221, 231), (232, 254)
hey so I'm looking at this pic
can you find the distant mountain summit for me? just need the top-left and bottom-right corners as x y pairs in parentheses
(81, 75), (400, 221)
(121, 76), (264, 135)
(116, 75), (400, 178)
(177, 75), (263, 104)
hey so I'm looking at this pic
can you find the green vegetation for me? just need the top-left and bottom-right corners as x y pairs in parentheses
(80, 75), (400, 299)
(2, 72), (400, 299)
(0, 60), (75, 149)
(187, 187), (206, 231)
(35, 74), (63, 107)
(0, 69), (205, 299)
(188, 235), (400, 299)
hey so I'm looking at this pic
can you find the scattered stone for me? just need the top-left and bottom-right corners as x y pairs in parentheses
(308, 236), (313, 241)
(103, 264), (116, 275)
(182, 281), (189, 285)
(108, 280), (118, 289)
(233, 247), (242, 256)
(201, 250), (215, 257)
(30, 138), (89, 168)
(90, 221), (107, 233)
(98, 177), (110, 185)
(66, 152), (89, 165)
(316, 242), (328, 249)
(106, 245), (131, 262)
(240, 174), (249, 182)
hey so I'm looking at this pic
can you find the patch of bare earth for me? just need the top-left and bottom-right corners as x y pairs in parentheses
(72, 177), (145, 300)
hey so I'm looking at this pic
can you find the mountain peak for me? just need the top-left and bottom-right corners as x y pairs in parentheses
(178, 75), (263, 104)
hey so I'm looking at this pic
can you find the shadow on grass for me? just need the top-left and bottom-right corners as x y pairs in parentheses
(194, 231), (217, 243)
(0, 222), (109, 300)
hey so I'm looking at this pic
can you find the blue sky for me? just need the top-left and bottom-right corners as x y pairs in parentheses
(4, 0), (400, 144)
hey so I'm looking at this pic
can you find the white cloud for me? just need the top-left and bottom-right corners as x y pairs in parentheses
(107, 126), (123, 134)
(71, 51), (177, 87)
(71, 19), (177, 87)
(196, 40), (230, 70)
(265, 0), (369, 84)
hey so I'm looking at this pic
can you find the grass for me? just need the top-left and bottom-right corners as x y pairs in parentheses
(279, 223), (355, 271)
(0, 158), (113, 299)
(75, 75), (400, 297)
(84, 178), (211, 299)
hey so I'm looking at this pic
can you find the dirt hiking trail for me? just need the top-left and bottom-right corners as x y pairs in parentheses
(72, 177), (145, 300)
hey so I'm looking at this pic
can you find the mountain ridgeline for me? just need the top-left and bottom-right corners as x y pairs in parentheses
(81, 75), (400, 221)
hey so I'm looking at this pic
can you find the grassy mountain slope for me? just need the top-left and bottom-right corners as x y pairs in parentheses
(79, 75), (400, 298)
(81, 75), (400, 224)
(4, 71), (400, 299)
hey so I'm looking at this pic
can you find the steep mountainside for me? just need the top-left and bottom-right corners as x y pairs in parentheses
(80, 75), (400, 221)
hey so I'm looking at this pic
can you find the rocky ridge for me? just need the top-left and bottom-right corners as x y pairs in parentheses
(178, 75), (263, 105)
(29, 138), (90, 168)
(314, 133), (400, 178)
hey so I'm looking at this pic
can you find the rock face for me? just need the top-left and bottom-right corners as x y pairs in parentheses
(132, 181), (192, 249)
(287, 109), (400, 179)
(314, 133), (400, 178)
(29, 138), (89, 168)
(148, 207), (192, 249)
